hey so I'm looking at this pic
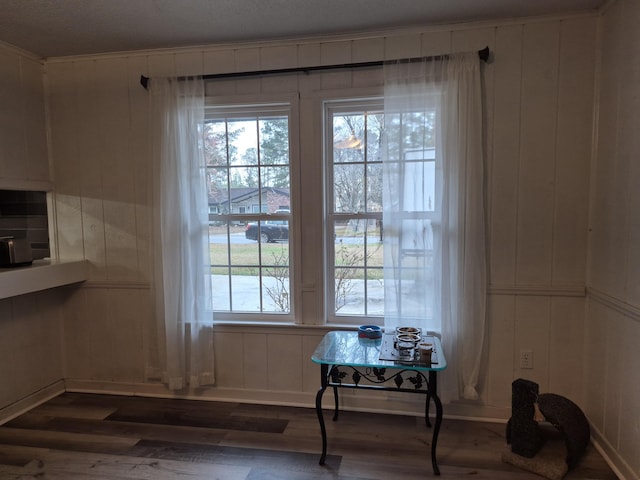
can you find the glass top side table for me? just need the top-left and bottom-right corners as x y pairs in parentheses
(312, 330), (447, 475)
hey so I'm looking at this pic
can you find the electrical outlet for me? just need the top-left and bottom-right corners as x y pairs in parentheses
(520, 349), (533, 369)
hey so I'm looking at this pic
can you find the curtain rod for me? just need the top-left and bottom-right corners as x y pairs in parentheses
(140, 46), (489, 90)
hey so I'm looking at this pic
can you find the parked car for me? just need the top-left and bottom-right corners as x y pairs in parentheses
(245, 219), (289, 243)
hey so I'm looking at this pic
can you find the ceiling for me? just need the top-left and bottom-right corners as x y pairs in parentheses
(0, 0), (606, 59)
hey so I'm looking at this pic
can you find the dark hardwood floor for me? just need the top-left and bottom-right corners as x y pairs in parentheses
(0, 392), (617, 479)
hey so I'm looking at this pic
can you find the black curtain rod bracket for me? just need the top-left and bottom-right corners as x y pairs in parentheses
(140, 46), (490, 90)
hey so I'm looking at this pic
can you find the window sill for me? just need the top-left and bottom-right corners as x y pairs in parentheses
(0, 259), (88, 300)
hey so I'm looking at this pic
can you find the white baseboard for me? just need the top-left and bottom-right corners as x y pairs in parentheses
(590, 423), (637, 480)
(0, 380), (65, 425)
(63, 378), (511, 423)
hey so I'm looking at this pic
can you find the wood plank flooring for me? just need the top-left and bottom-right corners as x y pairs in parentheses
(0, 393), (617, 479)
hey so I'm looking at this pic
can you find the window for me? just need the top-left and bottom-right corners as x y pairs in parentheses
(325, 99), (385, 323)
(205, 103), (292, 317)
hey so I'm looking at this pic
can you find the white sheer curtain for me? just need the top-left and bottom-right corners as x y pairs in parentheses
(149, 76), (215, 390)
(382, 52), (486, 401)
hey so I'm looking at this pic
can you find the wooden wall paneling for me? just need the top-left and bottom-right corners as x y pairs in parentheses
(451, 27), (494, 53)
(173, 51), (204, 77)
(384, 33), (422, 60)
(350, 35), (384, 87)
(81, 288), (113, 380)
(242, 333), (269, 390)
(516, 22), (560, 285)
(234, 47), (261, 94)
(302, 333), (324, 393)
(203, 49), (237, 96)
(213, 331), (244, 388)
(352, 37), (384, 63)
(484, 295), (516, 408)
(93, 58), (139, 281)
(297, 96), (324, 290)
(261, 71), (298, 93)
(260, 45), (298, 70)
(588, 5), (624, 296)
(147, 53), (178, 78)
(616, 3), (640, 307)
(548, 296), (584, 403)
(0, 48), (25, 180)
(267, 334), (303, 391)
(3, 299), (33, 400)
(420, 30), (452, 57)
(0, 299), (15, 407)
(583, 299), (607, 432)
(106, 289), (146, 381)
(297, 43), (321, 68)
(46, 62), (84, 262)
(551, 17), (596, 286)
(602, 307), (622, 448)
(21, 56), (49, 182)
(13, 292), (63, 387)
(20, 296), (58, 392)
(617, 314), (640, 474)
(203, 49), (236, 75)
(73, 60), (107, 280)
(126, 55), (152, 282)
(488, 25), (522, 287)
(514, 295), (551, 389)
(61, 292), (92, 381)
(320, 40), (352, 89)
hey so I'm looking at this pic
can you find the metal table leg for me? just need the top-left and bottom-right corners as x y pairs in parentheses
(315, 364), (329, 465)
(429, 371), (442, 475)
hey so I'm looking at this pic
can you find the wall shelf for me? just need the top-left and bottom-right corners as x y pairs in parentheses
(0, 259), (88, 299)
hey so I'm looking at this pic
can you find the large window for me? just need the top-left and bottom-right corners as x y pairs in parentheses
(205, 103), (292, 317)
(325, 99), (385, 323)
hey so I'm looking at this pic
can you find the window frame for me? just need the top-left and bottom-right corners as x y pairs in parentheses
(204, 94), (300, 323)
(323, 97), (386, 326)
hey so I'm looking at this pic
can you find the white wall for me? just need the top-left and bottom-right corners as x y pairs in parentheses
(47, 14), (599, 420)
(585, 1), (640, 478)
(0, 43), (66, 418)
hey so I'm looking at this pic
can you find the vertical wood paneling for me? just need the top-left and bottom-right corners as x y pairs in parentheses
(213, 332), (244, 388)
(234, 48), (261, 94)
(484, 295), (515, 407)
(243, 333), (268, 389)
(38, 17), (603, 431)
(489, 25), (523, 286)
(174, 51), (204, 76)
(1, 292), (64, 406)
(516, 22), (560, 285)
(552, 18), (596, 286)
(21, 56), (49, 181)
(126, 55), (152, 282)
(94, 58), (138, 281)
(0, 299), (16, 407)
(588, 3), (624, 297)
(106, 289), (146, 381)
(302, 334), (324, 392)
(514, 296), (551, 389)
(420, 31), (452, 57)
(47, 62), (84, 262)
(617, 0), (640, 307)
(603, 307), (622, 446)
(384, 33), (422, 59)
(583, 300), (607, 430)
(320, 40), (351, 88)
(352, 37), (384, 63)
(74, 60), (107, 280)
(548, 297), (584, 402)
(617, 314), (640, 474)
(0, 48), (25, 179)
(267, 334), (302, 391)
